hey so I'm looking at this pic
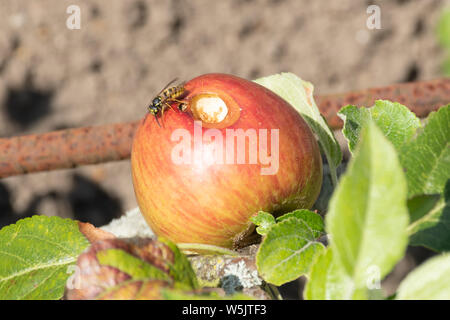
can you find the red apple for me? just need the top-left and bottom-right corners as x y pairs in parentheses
(131, 73), (322, 248)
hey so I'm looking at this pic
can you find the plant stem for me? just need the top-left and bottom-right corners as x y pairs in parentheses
(177, 243), (239, 256)
(267, 284), (283, 300)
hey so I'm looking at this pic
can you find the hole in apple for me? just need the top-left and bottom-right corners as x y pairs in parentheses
(188, 93), (240, 128)
(192, 94), (228, 123)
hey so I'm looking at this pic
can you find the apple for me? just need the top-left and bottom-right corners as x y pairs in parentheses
(131, 73), (322, 248)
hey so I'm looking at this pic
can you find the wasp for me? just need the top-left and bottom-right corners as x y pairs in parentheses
(148, 78), (187, 127)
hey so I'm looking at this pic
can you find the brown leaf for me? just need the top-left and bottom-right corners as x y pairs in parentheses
(98, 280), (172, 300)
(64, 237), (177, 300)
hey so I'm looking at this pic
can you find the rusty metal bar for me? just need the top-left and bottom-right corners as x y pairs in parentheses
(316, 78), (450, 129)
(0, 122), (139, 178)
(0, 78), (449, 179)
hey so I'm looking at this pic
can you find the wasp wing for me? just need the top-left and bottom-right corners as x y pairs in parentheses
(156, 78), (179, 95)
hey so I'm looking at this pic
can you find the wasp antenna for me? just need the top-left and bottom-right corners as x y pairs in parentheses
(154, 115), (161, 128)
(161, 106), (166, 128)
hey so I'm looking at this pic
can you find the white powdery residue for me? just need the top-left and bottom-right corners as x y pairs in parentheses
(101, 207), (154, 238)
(223, 260), (262, 288)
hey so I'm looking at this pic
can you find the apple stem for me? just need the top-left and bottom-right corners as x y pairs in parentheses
(177, 243), (239, 256)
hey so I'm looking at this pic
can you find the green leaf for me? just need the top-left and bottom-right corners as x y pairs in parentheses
(396, 253), (450, 299)
(338, 102), (449, 199)
(159, 238), (199, 289)
(338, 100), (421, 153)
(276, 209), (324, 238)
(0, 216), (90, 300)
(399, 105), (450, 198)
(254, 72), (342, 185)
(304, 248), (355, 300)
(256, 217), (325, 286)
(407, 179), (450, 252)
(326, 122), (409, 289)
(407, 194), (441, 224)
(250, 211), (276, 236)
(96, 249), (171, 281)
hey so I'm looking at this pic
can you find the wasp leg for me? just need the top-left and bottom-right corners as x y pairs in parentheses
(168, 98), (187, 104)
(164, 102), (176, 112)
(167, 99), (188, 112)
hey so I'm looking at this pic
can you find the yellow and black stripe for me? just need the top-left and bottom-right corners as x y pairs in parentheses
(162, 85), (185, 100)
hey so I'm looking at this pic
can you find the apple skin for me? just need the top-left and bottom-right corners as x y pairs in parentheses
(131, 73), (322, 248)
